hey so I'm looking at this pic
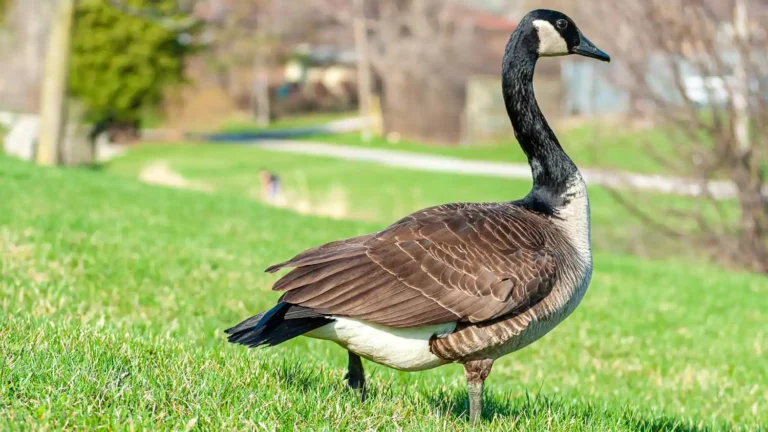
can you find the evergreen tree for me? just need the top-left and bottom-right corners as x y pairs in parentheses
(69, 0), (198, 125)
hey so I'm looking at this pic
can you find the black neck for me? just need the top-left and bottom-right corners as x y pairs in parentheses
(502, 27), (579, 200)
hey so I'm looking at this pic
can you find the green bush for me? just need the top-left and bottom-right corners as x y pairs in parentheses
(69, 0), (197, 124)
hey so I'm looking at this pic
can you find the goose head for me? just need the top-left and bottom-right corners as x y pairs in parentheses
(524, 9), (610, 62)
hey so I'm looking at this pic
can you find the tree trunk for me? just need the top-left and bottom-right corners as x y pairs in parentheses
(353, 0), (372, 142)
(380, 71), (464, 144)
(735, 172), (768, 272)
(37, 0), (75, 166)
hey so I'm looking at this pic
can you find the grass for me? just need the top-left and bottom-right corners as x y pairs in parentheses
(217, 111), (357, 135)
(1, 155), (766, 430)
(308, 123), (677, 175)
(104, 142), (738, 262)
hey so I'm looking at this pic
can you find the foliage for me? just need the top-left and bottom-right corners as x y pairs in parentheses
(68, 0), (197, 124)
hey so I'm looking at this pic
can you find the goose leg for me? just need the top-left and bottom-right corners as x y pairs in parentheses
(344, 351), (366, 400)
(464, 359), (494, 424)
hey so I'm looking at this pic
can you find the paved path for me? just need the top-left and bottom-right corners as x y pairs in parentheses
(255, 140), (761, 200)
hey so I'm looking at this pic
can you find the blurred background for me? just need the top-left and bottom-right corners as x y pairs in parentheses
(0, 0), (766, 269)
(1, 1), (767, 429)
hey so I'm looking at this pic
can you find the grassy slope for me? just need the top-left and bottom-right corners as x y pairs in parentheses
(308, 124), (676, 175)
(105, 143), (736, 262)
(1, 155), (766, 430)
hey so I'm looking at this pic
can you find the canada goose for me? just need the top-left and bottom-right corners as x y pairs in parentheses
(227, 9), (610, 423)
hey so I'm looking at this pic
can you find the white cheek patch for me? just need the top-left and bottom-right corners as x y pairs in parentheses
(533, 20), (568, 56)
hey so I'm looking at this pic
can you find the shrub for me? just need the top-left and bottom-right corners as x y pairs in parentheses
(69, 0), (198, 126)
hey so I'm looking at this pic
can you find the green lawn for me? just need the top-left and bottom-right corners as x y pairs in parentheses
(217, 111), (357, 135)
(104, 143), (737, 263)
(0, 123), (8, 146)
(310, 123), (678, 175)
(2, 155), (766, 430)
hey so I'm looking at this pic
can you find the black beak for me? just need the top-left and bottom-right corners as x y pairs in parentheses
(572, 33), (611, 62)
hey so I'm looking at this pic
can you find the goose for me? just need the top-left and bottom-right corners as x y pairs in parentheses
(226, 9), (610, 423)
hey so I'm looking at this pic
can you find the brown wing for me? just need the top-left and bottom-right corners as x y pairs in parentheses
(267, 203), (560, 328)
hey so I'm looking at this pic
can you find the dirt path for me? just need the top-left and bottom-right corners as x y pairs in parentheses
(139, 161), (213, 192)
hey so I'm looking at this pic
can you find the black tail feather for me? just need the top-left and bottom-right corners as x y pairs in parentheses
(226, 303), (333, 348)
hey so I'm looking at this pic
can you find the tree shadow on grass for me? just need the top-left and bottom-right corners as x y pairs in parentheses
(82, 162), (105, 171)
(428, 388), (739, 431)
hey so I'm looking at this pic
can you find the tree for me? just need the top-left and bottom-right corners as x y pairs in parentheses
(0, 0), (8, 20)
(589, 0), (768, 272)
(200, 0), (340, 122)
(68, 0), (199, 135)
(0, 0), (56, 113)
(367, 1), (475, 144)
(202, 0), (273, 124)
(312, 0), (476, 144)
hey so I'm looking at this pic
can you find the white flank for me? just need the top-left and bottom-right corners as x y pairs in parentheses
(306, 318), (457, 372)
(533, 20), (568, 56)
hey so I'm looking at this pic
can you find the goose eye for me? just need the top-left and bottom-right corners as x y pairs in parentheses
(556, 19), (567, 30)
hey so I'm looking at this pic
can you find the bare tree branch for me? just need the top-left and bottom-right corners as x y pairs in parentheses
(105, 0), (200, 32)
(588, 0), (768, 272)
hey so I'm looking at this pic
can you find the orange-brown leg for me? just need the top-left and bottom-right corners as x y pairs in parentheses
(464, 359), (494, 424)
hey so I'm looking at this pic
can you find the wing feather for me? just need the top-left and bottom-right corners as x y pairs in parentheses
(266, 203), (561, 327)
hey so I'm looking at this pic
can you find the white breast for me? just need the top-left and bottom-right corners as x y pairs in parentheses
(546, 177), (593, 319)
(552, 179), (592, 264)
(306, 318), (457, 371)
(493, 178), (593, 356)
